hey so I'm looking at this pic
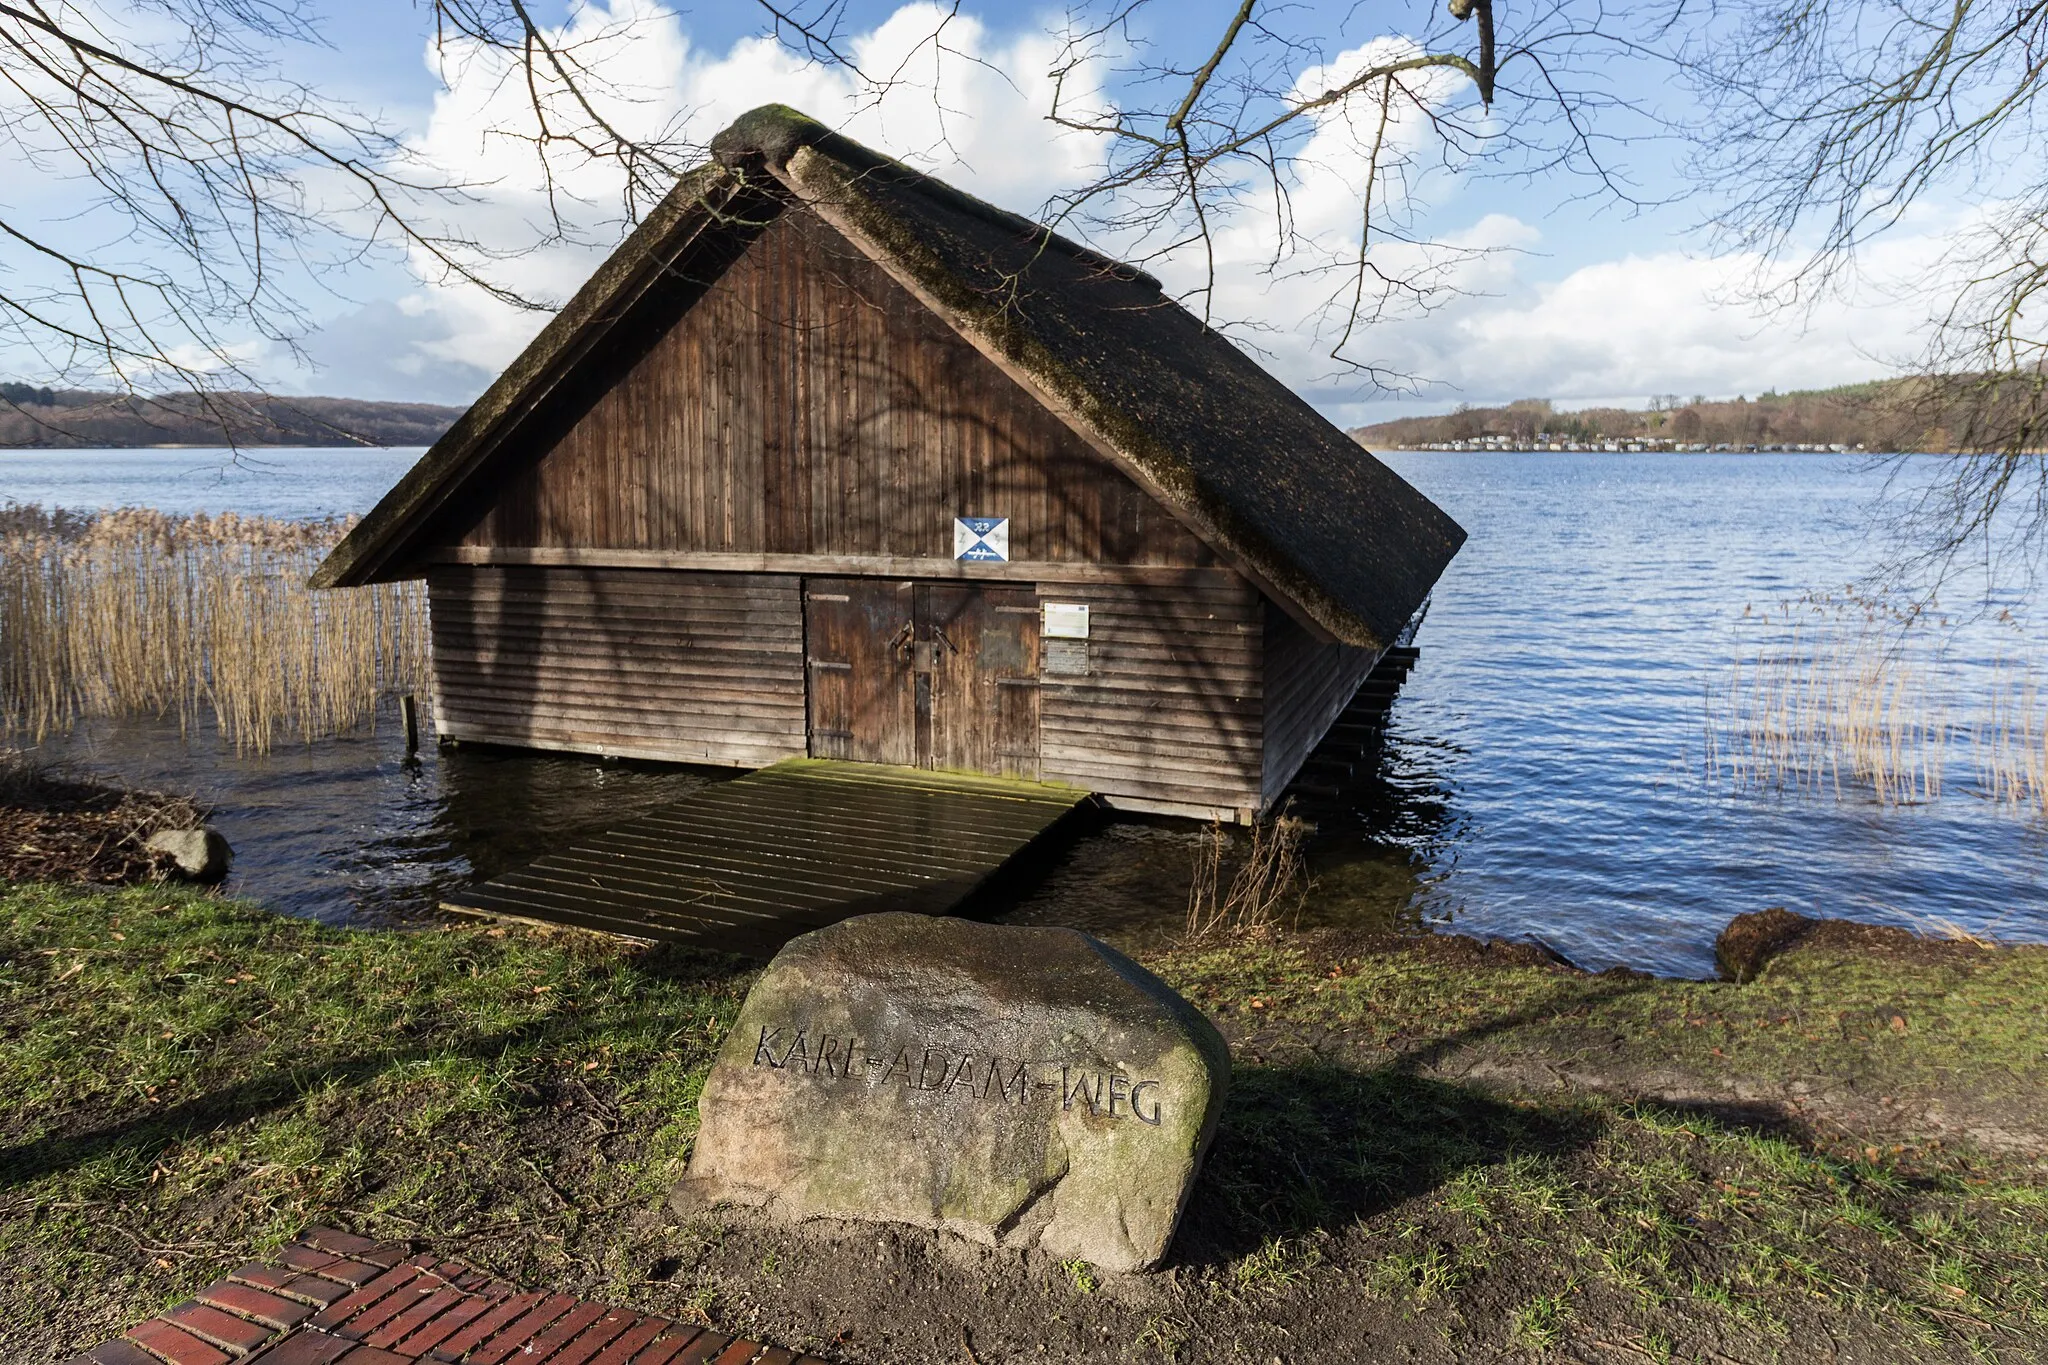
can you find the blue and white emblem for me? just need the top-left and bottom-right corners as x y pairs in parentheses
(953, 516), (1010, 562)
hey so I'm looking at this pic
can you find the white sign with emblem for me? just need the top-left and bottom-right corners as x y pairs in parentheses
(953, 517), (1010, 562)
(1041, 603), (1090, 639)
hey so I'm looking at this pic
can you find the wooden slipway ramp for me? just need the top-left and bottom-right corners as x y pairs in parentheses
(443, 759), (1089, 953)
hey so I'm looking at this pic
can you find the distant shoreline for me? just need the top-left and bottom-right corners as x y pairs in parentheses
(2, 443), (427, 452)
(1346, 379), (2015, 454)
(0, 389), (459, 450)
(1373, 441), (1870, 455)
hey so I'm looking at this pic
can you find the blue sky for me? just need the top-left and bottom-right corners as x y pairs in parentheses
(3, 0), (1976, 423)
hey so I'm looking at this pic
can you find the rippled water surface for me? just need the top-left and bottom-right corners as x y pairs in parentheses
(1348, 451), (2048, 974)
(12, 448), (2046, 974)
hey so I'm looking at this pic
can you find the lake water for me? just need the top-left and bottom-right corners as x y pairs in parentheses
(0, 447), (420, 520)
(1371, 452), (2045, 974)
(8, 447), (2045, 976)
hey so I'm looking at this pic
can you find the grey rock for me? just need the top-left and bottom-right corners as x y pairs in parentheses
(675, 912), (1229, 1273)
(144, 827), (231, 882)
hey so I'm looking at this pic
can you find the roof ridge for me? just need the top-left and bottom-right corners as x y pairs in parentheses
(710, 103), (1160, 292)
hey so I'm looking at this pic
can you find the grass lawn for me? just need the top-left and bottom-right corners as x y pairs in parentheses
(5, 883), (2046, 1363)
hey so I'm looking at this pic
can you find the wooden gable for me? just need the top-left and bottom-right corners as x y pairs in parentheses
(437, 204), (1217, 569)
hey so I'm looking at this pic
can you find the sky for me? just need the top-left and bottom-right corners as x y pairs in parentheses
(1, 0), (1986, 425)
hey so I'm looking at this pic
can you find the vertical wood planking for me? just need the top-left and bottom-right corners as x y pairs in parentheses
(446, 205), (1215, 570)
(802, 577), (916, 766)
(919, 584), (1040, 778)
(409, 197), (1325, 814)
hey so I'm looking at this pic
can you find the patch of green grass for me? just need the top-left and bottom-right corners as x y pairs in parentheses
(0, 882), (754, 1358)
(1060, 1257), (1099, 1295)
(9, 883), (2048, 1363)
(1229, 1234), (1323, 1293)
(1510, 1289), (1571, 1351)
(1364, 1239), (1469, 1303)
(1188, 1032), (2044, 1356)
(1155, 934), (2048, 1103)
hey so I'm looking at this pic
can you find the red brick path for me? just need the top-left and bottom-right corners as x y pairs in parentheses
(66, 1227), (826, 1365)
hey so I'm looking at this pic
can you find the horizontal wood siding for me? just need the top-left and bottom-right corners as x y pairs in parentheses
(1261, 605), (1380, 804)
(427, 565), (806, 766)
(448, 205), (1213, 569)
(1036, 578), (1263, 815)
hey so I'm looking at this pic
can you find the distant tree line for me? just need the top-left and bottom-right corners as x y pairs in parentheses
(0, 388), (460, 449)
(1351, 379), (2042, 453)
(0, 383), (59, 408)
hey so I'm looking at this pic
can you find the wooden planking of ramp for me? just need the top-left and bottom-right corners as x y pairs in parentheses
(442, 759), (1089, 954)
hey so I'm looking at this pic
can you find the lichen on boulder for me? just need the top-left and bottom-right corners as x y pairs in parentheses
(674, 912), (1229, 1273)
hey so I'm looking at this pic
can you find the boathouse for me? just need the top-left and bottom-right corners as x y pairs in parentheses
(315, 105), (1465, 822)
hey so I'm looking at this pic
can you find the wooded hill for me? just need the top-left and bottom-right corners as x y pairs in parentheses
(0, 385), (461, 448)
(1350, 379), (2032, 452)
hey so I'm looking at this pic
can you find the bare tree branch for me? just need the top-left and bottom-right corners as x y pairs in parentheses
(1681, 0), (2048, 593)
(0, 0), (1661, 444)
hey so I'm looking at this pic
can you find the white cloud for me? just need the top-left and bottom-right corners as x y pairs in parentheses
(1085, 38), (1486, 392)
(1332, 203), (1980, 425)
(285, 3), (1992, 427)
(363, 1), (1108, 392)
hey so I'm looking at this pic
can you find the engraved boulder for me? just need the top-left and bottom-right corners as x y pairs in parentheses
(673, 912), (1230, 1273)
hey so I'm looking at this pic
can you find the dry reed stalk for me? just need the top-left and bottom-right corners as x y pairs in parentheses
(1713, 625), (1948, 803)
(1184, 811), (1313, 945)
(0, 504), (430, 753)
(1710, 593), (2046, 811)
(1974, 664), (2048, 814)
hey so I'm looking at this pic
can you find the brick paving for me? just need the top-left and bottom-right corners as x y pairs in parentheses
(66, 1228), (825, 1365)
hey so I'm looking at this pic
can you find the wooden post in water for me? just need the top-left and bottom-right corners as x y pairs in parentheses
(400, 693), (420, 758)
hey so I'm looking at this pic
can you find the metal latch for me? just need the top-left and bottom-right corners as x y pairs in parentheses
(911, 641), (940, 673)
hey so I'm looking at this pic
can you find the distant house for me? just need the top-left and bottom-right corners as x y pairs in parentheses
(314, 105), (1464, 821)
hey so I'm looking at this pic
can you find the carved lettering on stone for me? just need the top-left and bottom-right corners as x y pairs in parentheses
(746, 1024), (1170, 1125)
(675, 913), (1229, 1273)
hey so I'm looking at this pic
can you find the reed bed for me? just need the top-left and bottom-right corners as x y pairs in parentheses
(0, 504), (429, 753)
(1707, 593), (2048, 814)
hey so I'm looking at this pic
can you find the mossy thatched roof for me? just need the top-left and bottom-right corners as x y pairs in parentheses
(315, 104), (1464, 649)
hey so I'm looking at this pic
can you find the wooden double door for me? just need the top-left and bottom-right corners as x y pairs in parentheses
(804, 579), (1040, 777)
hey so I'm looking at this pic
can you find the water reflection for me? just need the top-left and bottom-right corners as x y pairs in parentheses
(28, 708), (726, 927)
(993, 724), (1464, 954)
(26, 705), (1452, 957)
(1292, 726), (1466, 939)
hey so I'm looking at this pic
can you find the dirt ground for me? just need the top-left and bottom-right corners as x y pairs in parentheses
(617, 925), (2048, 1365)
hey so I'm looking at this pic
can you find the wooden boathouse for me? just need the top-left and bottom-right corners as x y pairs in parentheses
(315, 105), (1465, 823)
